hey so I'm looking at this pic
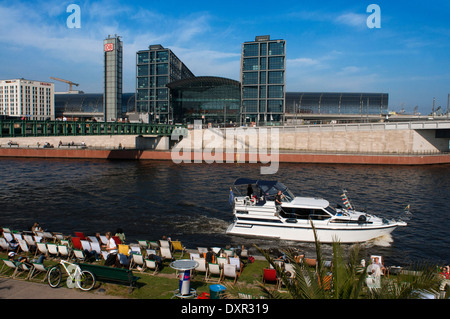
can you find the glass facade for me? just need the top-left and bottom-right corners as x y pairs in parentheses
(241, 35), (286, 125)
(285, 92), (389, 115)
(136, 45), (194, 123)
(167, 77), (241, 124)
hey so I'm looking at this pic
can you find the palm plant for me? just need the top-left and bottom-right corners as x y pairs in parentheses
(257, 222), (441, 299)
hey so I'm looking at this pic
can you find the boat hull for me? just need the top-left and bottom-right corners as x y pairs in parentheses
(226, 220), (400, 244)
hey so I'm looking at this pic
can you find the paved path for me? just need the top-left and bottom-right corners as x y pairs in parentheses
(0, 278), (124, 299)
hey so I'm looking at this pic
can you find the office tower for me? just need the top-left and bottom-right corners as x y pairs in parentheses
(136, 45), (194, 123)
(240, 35), (286, 125)
(0, 79), (54, 120)
(103, 35), (123, 121)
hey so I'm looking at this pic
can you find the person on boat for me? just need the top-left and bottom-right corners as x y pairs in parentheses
(275, 190), (284, 211)
(247, 184), (254, 197)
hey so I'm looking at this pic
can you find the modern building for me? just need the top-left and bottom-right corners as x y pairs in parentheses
(103, 35), (123, 121)
(54, 92), (135, 120)
(167, 76), (241, 124)
(136, 44), (194, 124)
(240, 35), (286, 125)
(0, 79), (54, 120)
(285, 92), (389, 115)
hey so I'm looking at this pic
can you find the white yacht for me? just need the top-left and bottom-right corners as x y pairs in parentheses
(226, 178), (408, 244)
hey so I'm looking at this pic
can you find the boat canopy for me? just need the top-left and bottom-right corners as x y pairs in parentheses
(233, 178), (293, 200)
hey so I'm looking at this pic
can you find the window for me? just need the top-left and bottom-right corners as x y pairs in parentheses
(243, 72), (258, 85)
(137, 52), (149, 64)
(268, 86), (283, 98)
(268, 42), (284, 55)
(243, 100), (257, 113)
(268, 71), (284, 84)
(268, 56), (284, 70)
(156, 63), (168, 75)
(243, 58), (259, 71)
(268, 100), (283, 112)
(243, 86), (258, 99)
(243, 43), (259, 57)
(156, 51), (168, 62)
(137, 65), (148, 76)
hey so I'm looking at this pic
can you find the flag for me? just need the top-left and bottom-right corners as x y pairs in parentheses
(341, 193), (353, 210)
(228, 189), (235, 206)
(404, 204), (410, 211)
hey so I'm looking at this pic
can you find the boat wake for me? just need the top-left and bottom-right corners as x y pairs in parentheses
(363, 233), (393, 248)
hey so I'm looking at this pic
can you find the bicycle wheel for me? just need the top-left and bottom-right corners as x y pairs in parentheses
(77, 270), (96, 291)
(47, 266), (62, 288)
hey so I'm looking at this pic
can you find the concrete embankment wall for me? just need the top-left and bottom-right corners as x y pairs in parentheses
(176, 126), (449, 154)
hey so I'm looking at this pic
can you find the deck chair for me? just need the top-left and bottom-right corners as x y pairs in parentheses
(193, 257), (207, 279)
(87, 236), (99, 244)
(99, 235), (108, 245)
(36, 242), (48, 257)
(129, 244), (141, 255)
(28, 263), (49, 281)
(262, 268), (280, 289)
(90, 242), (102, 255)
(80, 240), (92, 252)
(159, 240), (170, 249)
(148, 241), (159, 250)
(223, 249), (233, 257)
(53, 233), (64, 242)
(18, 239), (31, 255)
(112, 236), (122, 245)
(197, 247), (208, 255)
(60, 239), (70, 247)
(74, 232), (86, 240)
(217, 256), (228, 269)
(16, 262), (33, 279)
(47, 243), (59, 258)
(229, 257), (243, 274)
(137, 240), (149, 249)
(3, 232), (13, 243)
(284, 263), (296, 280)
(223, 264), (239, 285)
(171, 241), (186, 258)
(23, 235), (37, 249)
(1, 259), (19, 277)
(370, 255), (388, 277)
(73, 249), (86, 262)
(212, 247), (222, 255)
(41, 232), (54, 242)
(13, 233), (23, 242)
(71, 237), (82, 250)
(206, 263), (222, 283)
(0, 238), (10, 252)
(190, 253), (200, 260)
(144, 259), (159, 275)
(160, 247), (173, 261)
(118, 244), (130, 256)
(57, 244), (71, 260)
(130, 254), (146, 272)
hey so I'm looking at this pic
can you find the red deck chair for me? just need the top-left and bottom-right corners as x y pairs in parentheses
(74, 232), (86, 240)
(71, 237), (82, 250)
(112, 236), (122, 245)
(262, 268), (280, 289)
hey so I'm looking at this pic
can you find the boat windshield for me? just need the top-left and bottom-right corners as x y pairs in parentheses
(324, 206), (337, 216)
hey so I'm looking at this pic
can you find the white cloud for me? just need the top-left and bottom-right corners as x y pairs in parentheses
(334, 12), (366, 28)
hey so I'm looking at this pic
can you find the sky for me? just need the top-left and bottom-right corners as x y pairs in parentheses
(1, 0), (449, 114)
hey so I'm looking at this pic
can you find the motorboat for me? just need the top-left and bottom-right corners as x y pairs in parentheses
(226, 178), (407, 244)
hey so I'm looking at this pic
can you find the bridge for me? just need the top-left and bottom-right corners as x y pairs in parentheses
(0, 119), (182, 138)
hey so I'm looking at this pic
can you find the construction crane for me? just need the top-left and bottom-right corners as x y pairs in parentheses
(50, 77), (79, 91)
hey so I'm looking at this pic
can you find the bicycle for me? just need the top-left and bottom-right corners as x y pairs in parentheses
(47, 259), (96, 291)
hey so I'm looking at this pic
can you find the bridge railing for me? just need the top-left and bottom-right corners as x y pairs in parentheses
(0, 119), (183, 138)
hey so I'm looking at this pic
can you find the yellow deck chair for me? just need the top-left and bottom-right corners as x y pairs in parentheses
(171, 240), (186, 258)
(118, 244), (130, 256)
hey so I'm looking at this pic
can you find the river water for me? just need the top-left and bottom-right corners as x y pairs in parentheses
(0, 158), (448, 267)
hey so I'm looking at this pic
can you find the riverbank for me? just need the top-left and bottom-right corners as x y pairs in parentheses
(0, 147), (450, 165)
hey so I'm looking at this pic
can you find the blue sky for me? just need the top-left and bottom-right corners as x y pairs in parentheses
(1, 0), (449, 114)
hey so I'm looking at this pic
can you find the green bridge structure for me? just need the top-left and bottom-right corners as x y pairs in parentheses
(0, 119), (184, 138)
